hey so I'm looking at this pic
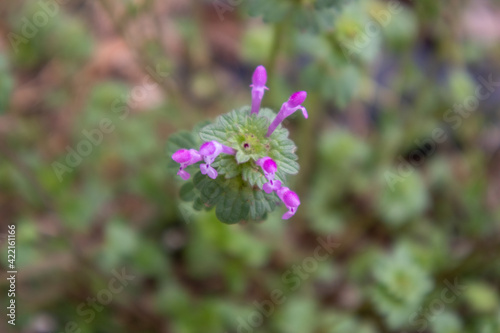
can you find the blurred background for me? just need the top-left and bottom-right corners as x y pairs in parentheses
(1, 0), (500, 332)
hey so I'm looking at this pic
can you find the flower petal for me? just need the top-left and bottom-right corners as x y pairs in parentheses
(206, 165), (218, 179)
(250, 66), (269, 114)
(282, 208), (296, 220)
(266, 92), (308, 137)
(263, 179), (281, 193)
(252, 65), (267, 87)
(288, 91), (307, 107)
(177, 169), (191, 180)
(172, 149), (192, 163)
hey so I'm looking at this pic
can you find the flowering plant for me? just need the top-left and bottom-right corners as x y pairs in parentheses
(167, 66), (308, 224)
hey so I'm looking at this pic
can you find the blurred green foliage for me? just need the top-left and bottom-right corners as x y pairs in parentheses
(1, 0), (500, 332)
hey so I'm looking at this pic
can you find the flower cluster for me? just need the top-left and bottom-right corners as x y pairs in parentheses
(255, 156), (301, 220)
(172, 140), (238, 181)
(171, 65), (308, 221)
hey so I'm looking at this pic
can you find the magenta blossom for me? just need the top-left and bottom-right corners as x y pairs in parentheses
(250, 65), (269, 115)
(199, 140), (236, 179)
(172, 149), (202, 180)
(256, 157), (281, 193)
(276, 187), (301, 220)
(266, 91), (308, 137)
(263, 179), (282, 194)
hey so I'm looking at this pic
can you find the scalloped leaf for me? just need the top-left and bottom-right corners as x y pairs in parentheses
(242, 164), (266, 188)
(211, 154), (240, 179)
(199, 107), (249, 145)
(189, 172), (277, 223)
(166, 131), (197, 154)
(179, 182), (196, 201)
(236, 150), (251, 164)
(243, 187), (278, 221)
(215, 191), (249, 224)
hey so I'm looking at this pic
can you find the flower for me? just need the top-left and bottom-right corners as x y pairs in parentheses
(266, 91), (308, 137)
(170, 65), (308, 222)
(256, 156), (277, 178)
(256, 157), (281, 193)
(199, 140), (236, 179)
(172, 149), (202, 180)
(263, 179), (282, 194)
(276, 187), (301, 220)
(250, 65), (269, 115)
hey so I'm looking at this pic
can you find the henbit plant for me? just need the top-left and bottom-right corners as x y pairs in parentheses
(167, 66), (308, 224)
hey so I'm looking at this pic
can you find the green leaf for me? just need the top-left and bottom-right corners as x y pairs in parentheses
(193, 197), (205, 211)
(211, 155), (240, 179)
(166, 131), (198, 155)
(188, 171), (277, 223)
(199, 107), (248, 145)
(244, 188), (277, 221)
(242, 163), (267, 188)
(235, 150), (251, 164)
(179, 182), (196, 201)
(216, 191), (249, 224)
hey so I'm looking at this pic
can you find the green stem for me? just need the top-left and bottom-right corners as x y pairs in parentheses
(266, 22), (286, 84)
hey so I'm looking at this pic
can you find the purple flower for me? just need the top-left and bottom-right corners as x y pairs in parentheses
(199, 140), (236, 179)
(263, 179), (282, 194)
(256, 156), (282, 193)
(256, 156), (277, 179)
(172, 149), (202, 180)
(200, 163), (218, 179)
(276, 187), (301, 220)
(266, 91), (308, 137)
(250, 65), (269, 115)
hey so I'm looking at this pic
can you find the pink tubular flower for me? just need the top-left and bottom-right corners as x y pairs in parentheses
(199, 140), (236, 179)
(263, 179), (282, 194)
(266, 91), (308, 137)
(276, 187), (301, 220)
(172, 149), (202, 180)
(256, 157), (282, 193)
(250, 65), (269, 115)
(256, 157), (277, 178)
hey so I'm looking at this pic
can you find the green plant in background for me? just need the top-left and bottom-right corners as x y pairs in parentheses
(167, 66), (307, 224)
(0, 54), (13, 113)
(370, 244), (433, 329)
(246, 0), (346, 32)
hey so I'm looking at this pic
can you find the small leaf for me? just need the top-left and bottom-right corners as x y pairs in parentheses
(242, 164), (266, 188)
(245, 188), (277, 221)
(179, 182), (196, 201)
(216, 191), (249, 224)
(212, 155), (240, 178)
(236, 150), (251, 164)
(166, 131), (197, 154)
(193, 197), (205, 211)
